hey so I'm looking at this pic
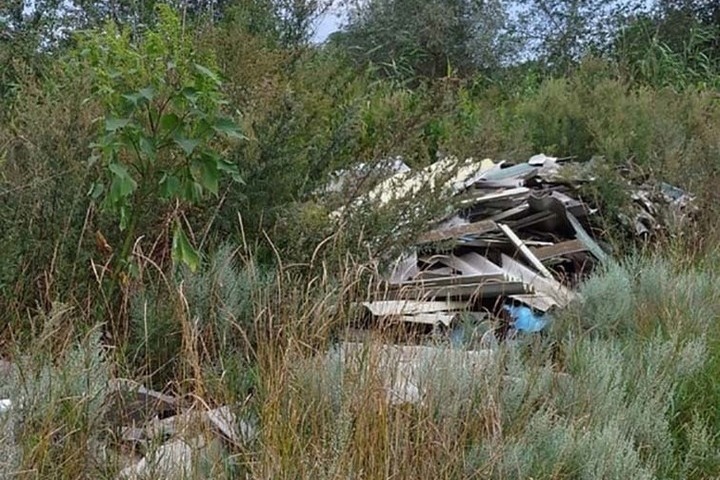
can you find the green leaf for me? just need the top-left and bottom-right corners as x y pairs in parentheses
(175, 137), (200, 156)
(87, 182), (105, 199)
(119, 205), (130, 231)
(159, 172), (181, 198)
(218, 158), (244, 184)
(212, 117), (246, 140)
(194, 63), (221, 85)
(122, 92), (142, 106)
(183, 180), (203, 203)
(194, 155), (219, 195)
(138, 86), (155, 101)
(105, 117), (130, 131)
(122, 87), (155, 106)
(108, 162), (131, 179)
(160, 113), (180, 133)
(181, 87), (199, 104)
(108, 163), (137, 198)
(172, 223), (200, 272)
(139, 135), (156, 162)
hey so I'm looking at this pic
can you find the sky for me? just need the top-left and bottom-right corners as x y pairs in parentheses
(311, 9), (344, 43)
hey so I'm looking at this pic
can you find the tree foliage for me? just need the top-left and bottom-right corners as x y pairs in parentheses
(336, 0), (511, 80)
(79, 5), (243, 271)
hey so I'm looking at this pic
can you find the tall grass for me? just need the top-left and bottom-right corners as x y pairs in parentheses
(4, 16), (720, 478)
(240, 254), (720, 479)
(3, 247), (720, 478)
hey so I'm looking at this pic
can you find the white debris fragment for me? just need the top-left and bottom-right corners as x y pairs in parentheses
(205, 405), (257, 446)
(117, 438), (196, 480)
(326, 343), (495, 406)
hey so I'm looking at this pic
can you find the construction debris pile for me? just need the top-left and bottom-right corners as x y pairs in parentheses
(105, 379), (255, 479)
(351, 154), (694, 336)
(0, 374), (255, 479)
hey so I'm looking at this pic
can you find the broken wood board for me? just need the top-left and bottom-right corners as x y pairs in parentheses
(501, 254), (577, 307)
(527, 193), (574, 233)
(567, 212), (609, 263)
(498, 223), (554, 279)
(550, 191), (590, 218)
(458, 187), (530, 206)
(458, 238), (553, 248)
(414, 268), (457, 280)
(471, 178), (527, 188)
(506, 211), (557, 231)
(391, 280), (528, 300)
(392, 272), (508, 288)
(378, 312), (461, 327)
(488, 203), (530, 222)
(106, 378), (179, 426)
(362, 300), (467, 317)
(530, 239), (587, 261)
(417, 220), (497, 244)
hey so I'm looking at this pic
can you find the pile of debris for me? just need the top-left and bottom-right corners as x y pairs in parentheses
(0, 374), (255, 479)
(104, 379), (255, 479)
(348, 154), (693, 335)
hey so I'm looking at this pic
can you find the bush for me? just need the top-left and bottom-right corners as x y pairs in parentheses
(1, 314), (110, 479)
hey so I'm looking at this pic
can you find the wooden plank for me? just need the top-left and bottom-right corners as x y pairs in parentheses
(498, 223), (554, 279)
(414, 268), (456, 280)
(506, 211), (556, 230)
(470, 178), (526, 188)
(417, 220), (497, 244)
(362, 300), (467, 316)
(456, 238), (511, 248)
(530, 239), (587, 261)
(387, 279), (529, 301)
(488, 203), (530, 222)
(392, 272), (508, 288)
(398, 281), (528, 300)
(567, 212), (609, 263)
(458, 187), (530, 206)
(396, 313), (460, 327)
(501, 254), (576, 307)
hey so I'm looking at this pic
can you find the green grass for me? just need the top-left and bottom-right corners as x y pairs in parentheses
(3, 253), (720, 478)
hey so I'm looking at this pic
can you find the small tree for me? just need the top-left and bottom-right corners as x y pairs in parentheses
(80, 5), (243, 272)
(337, 0), (510, 80)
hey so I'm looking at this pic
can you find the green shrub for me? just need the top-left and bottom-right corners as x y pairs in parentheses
(1, 313), (111, 479)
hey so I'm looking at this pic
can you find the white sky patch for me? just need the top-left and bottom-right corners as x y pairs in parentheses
(311, 7), (346, 43)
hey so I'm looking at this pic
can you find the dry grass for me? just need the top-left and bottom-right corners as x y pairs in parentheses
(4, 249), (720, 479)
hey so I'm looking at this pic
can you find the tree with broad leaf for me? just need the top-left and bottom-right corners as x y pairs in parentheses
(80, 4), (244, 273)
